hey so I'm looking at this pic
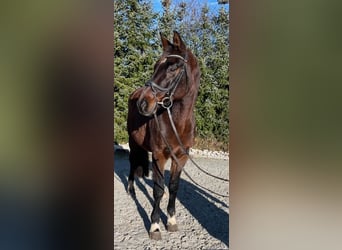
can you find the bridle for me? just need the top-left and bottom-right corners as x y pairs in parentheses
(144, 54), (188, 110)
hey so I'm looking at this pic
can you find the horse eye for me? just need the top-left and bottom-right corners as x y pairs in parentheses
(169, 64), (178, 71)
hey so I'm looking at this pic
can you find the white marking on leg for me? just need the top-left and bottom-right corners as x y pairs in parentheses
(167, 214), (177, 226)
(150, 222), (160, 232)
(128, 180), (133, 189)
(162, 189), (169, 200)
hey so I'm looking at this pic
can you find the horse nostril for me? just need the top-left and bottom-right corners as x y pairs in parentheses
(140, 99), (147, 110)
(137, 98), (156, 116)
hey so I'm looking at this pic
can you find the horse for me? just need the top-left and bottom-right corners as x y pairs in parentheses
(127, 31), (200, 240)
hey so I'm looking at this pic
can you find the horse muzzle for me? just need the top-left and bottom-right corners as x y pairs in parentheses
(137, 98), (157, 117)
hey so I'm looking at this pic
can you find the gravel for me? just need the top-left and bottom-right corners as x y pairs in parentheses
(114, 144), (229, 249)
(115, 143), (229, 160)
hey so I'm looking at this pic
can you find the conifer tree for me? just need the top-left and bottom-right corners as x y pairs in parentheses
(172, 1), (229, 149)
(158, 0), (176, 36)
(211, 7), (229, 144)
(114, 0), (159, 142)
(114, 0), (229, 150)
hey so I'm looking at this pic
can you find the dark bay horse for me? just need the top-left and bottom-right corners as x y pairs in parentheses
(127, 31), (200, 240)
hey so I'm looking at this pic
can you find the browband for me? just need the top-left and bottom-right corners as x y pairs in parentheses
(166, 54), (188, 63)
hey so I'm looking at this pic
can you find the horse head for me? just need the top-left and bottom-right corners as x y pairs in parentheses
(137, 31), (199, 116)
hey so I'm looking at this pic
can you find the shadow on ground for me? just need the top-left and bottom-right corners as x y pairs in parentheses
(114, 149), (229, 247)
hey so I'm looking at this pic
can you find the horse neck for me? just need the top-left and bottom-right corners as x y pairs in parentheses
(171, 91), (197, 119)
(171, 55), (200, 118)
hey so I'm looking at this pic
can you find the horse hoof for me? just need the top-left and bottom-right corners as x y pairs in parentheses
(135, 166), (143, 177)
(149, 231), (162, 240)
(167, 224), (178, 232)
(127, 187), (136, 197)
(127, 181), (136, 197)
(128, 190), (136, 197)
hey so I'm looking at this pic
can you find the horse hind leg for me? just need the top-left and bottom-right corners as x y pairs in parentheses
(127, 164), (136, 196)
(128, 143), (149, 196)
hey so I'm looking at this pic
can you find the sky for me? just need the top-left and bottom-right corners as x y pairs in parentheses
(151, 0), (229, 13)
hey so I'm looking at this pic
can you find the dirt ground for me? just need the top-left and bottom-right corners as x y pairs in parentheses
(114, 148), (229, 249)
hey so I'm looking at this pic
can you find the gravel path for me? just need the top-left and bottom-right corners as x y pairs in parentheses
(114, 146), (229, 250)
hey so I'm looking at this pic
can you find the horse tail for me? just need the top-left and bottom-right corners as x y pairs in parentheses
(129, 139), (149, 178)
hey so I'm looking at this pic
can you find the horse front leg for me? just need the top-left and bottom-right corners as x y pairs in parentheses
(149, 153), (166, 240)
(167, 153), (188, 232)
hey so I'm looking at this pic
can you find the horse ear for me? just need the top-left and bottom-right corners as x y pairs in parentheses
(160, 32), (172, 51)
(173, 31), (186, 51)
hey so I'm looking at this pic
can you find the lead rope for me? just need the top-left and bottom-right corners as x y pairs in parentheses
(182, 167), (229, 198)
(153, 112), (229, 198)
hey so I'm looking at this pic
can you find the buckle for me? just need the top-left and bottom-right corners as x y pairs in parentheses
(159, 97), (173, 109)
